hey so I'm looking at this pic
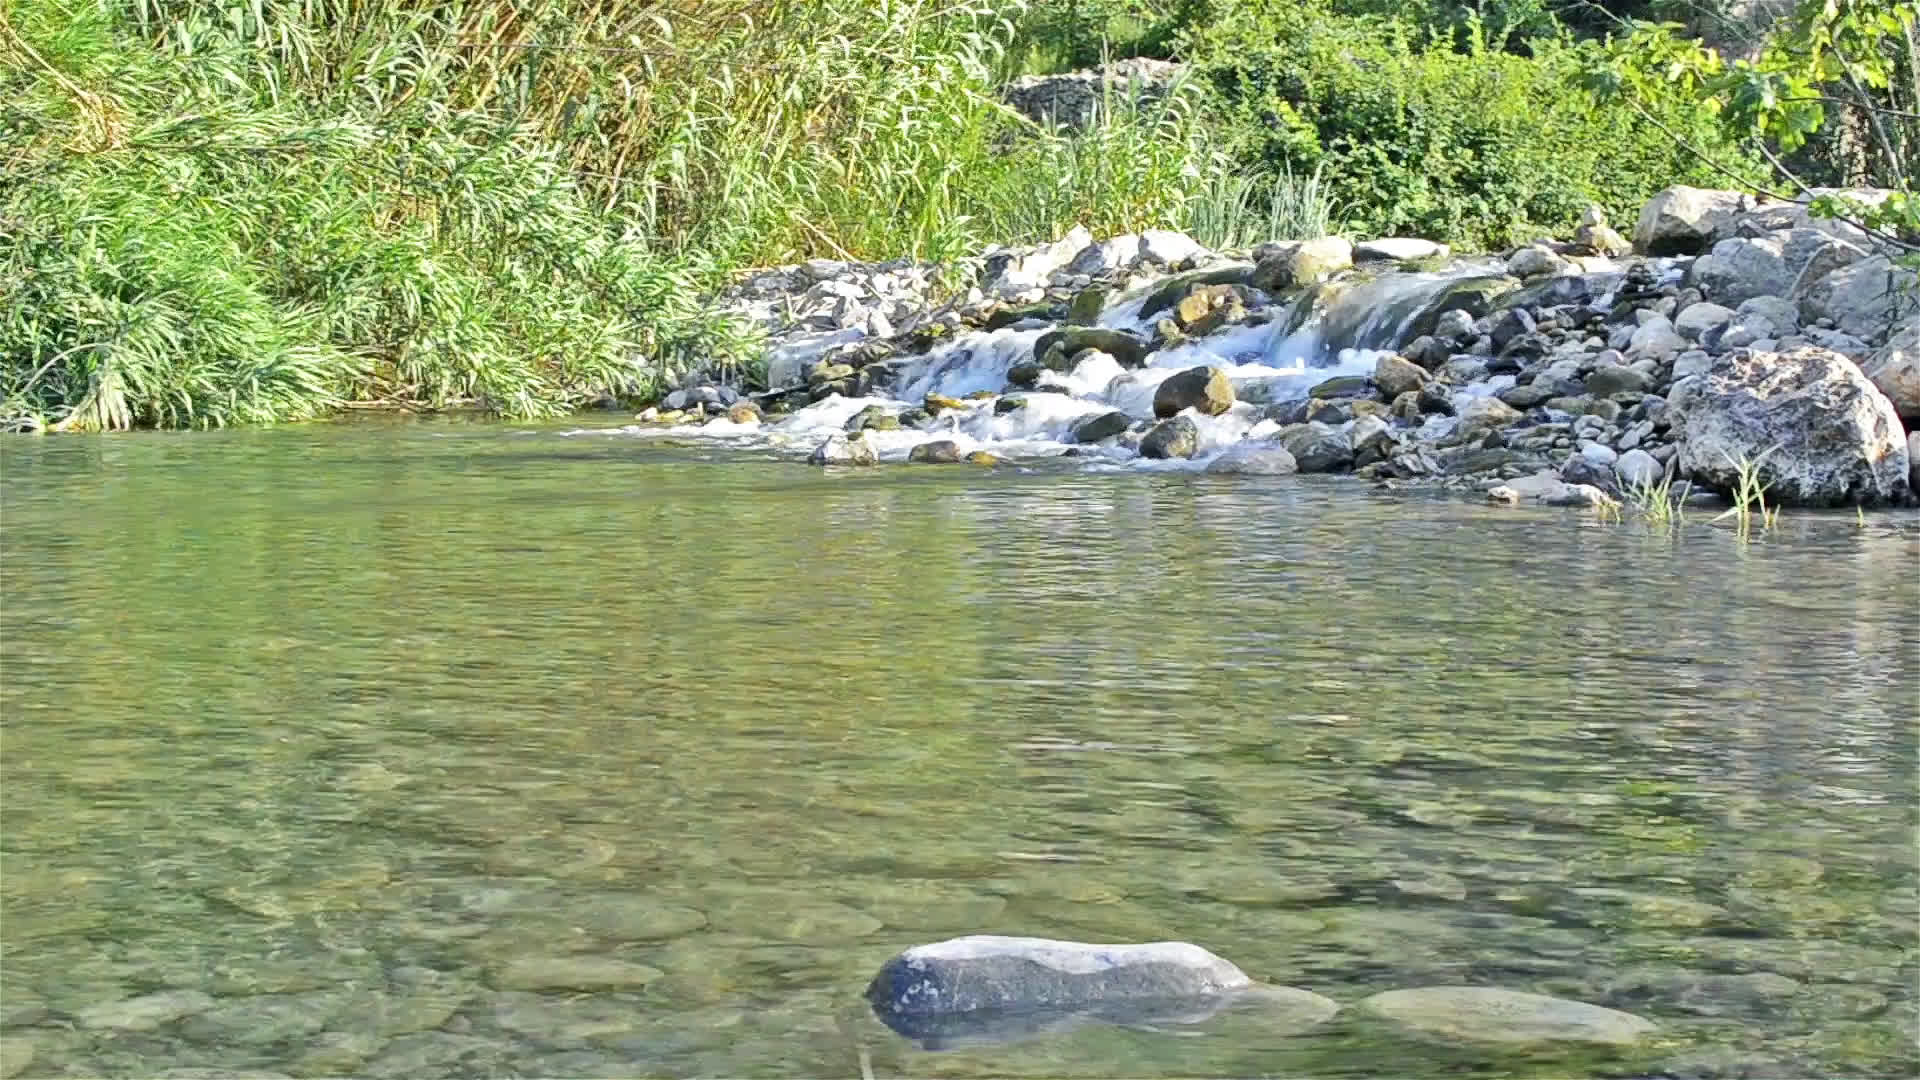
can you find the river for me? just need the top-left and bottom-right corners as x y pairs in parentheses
(1, 419), (1915, 1078)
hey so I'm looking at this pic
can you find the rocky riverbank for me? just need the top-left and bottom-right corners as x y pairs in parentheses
(630, 185), (1918, 510)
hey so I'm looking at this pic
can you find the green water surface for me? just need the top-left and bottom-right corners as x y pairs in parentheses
(1, 419), (1915, 1078)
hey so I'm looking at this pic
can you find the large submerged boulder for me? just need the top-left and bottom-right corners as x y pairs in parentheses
(1671, 347), (1911, 506)
(866, 936), (1252, 1021)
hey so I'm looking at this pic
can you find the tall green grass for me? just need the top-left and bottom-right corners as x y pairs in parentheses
(3, 0), (1226, 429)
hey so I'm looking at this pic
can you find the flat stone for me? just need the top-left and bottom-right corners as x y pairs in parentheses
(1356, 238), (1449, 262)
(1361, 986), (1654, 1045)
(560, 896), (709, 942)
(1206, 444), (1299, 475)
(177, 991), (350, 1046)
(867, 936), (1251, 1019)
(76, 989), (216, 1031)
(709, 896), (882, 943)
(491, 956), (664, 992)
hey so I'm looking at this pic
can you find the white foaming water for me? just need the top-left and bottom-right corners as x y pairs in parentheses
(584, 262), (1507, 471)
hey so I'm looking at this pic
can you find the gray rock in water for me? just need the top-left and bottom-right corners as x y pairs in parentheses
(1206, 443), (1299, 475)
(808, 433), (879, 467)
(1361, 986), (1655, 1045)
(908, 440), (967, 464)
(866, 936), (1252, 1022)
(1152, 366), (1235, 418)
(76, 990), (216, 1031)
(1140, 416), (1200, 459)
(1615, 448), (1663, 491)
(1355, 237), (1449, 263)
(1071, 411), (1133, 444)
(1672, 347), (1911, 506)
(1277, 422), (1354, 473)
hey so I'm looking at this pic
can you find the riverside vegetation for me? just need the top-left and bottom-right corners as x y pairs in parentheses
(5, 0), (1870, 431)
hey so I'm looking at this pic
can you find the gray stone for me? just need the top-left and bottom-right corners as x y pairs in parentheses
(807, 432), (878, 467)
(1361, 986), (1655, 1045)
(1433, 309), (1476, 341)
(1585, 363), (1653, 397)
(1604, 969), (1803, 1018)
(1507, 245), (1570, 280)
(1071, 411), (1133, 444)
(1560, 449), (1616, 491)
(1140, 416), (1200, 460)
(490, 956), (664, 992)
(1675, 301), (1735, 341)
(1798, 255), (1918, 342)
(866, 936), (1251, 1020)
(1673, 347), (1912, 505)
(1688, 236), (1793, 306)
(1635, 186), (1748, 255)
(1031, 326), (1151, 369)
(1911, 431), (1920, 494)
(1277, 422), (1353, 473)
(1784, 227), (1871, 298)
(178, 991), (349, 1046)
(1152, 366), (1235, 418)
(1205, 444), (1300, 475)
(1628, 316), (1686, 361)
(1615, 448), (1663, 490)
(1861, 317), (1920, 420)
(76, 990), (216, 1031)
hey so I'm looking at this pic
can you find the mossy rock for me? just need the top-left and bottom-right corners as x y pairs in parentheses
(965, 451), (1001, 466)
(1068, 286), (1110, 325)
(1404, 275), (1519, 341)
(985, 303), (1063, 331)
(923, 394), (969, 415)
(1070, 411), (1132, 444)
(1308, 375), (1376, 400)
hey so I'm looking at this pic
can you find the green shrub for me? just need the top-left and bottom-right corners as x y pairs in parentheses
(1180, 1), (1757, 249)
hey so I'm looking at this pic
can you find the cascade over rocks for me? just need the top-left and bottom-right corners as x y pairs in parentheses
(628, 196), (1917, 517)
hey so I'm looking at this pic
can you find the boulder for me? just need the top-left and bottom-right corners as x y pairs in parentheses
(1798, 256), (1919, 344)
(1373, 353), (1430, 399)
(1071, 410), (1133, 444)
(1355, 238), (1449, 262)
(867, 936), (1250, 1021)
(725, 401), (762, 425)
(908, 440), (967, 464)
(1032, 326), (1152, 369)
(1615, 448), (1664, 490)
(1507, 245), (1570, 280)
(1574, 222), (1632, 258)
(1456, 397), (1522, 442)
(1405, 276), (1519, 340)
(1672, 347), (1911, 506)
(1486, 471), (1619, 508)
(1139, 267), (1253, 321)
(1277, 422), (1354, 473)
(1862, 318), (1920, 421)
(1140, 416), (1200, 459)
(1285, 236), (1354, 286)
(1634, 186), (1748, 255)
(1360, 986), (1655, 1045)
(1687, 235), (1793, 306)
(1628, 315), (1686, 361)
(1561, 444), (1618, 490)
(808, 432), (879, 466)
(1205, 443), (1300, 475)
(1152, 366), (1236, 418)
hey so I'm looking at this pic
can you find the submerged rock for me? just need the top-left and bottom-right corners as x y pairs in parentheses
(1140, 416), (1200, 459)
(1152, 365), (1235, 418)
(1671, 347), (1911, 506)
(866, 935), (1252, 1021)
(491, 956), (663, 992)
(1360, 986), (1655, 1045)
(1205, 443), (1299, 475)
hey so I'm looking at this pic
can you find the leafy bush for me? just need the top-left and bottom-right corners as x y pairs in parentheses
(1179, 0), (1756, 249)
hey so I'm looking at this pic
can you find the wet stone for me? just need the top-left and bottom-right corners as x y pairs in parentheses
(177, 990), (350, 1046)
(559, 895), (709, 941)
(0, 1038), (33, 1080)
(76, 989), (216, 1032)
(289, 1030), (384, 1076)
(361, 1033), (501, 1079)
(488, 992), (648, 1045)
(1605, 968), (1803, 1018)
(490, 956), (664, 992)
(1360, 986), (1655, 1045)
(708, 896), (882, 944)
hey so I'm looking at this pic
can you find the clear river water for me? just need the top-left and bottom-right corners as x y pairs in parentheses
(2, 418), (1916, 1079)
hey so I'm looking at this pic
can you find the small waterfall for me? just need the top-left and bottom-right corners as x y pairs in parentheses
(600, 257), (1524, 468)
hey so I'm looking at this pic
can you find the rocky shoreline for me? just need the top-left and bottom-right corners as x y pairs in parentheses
(638, 185), (1918, 511)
